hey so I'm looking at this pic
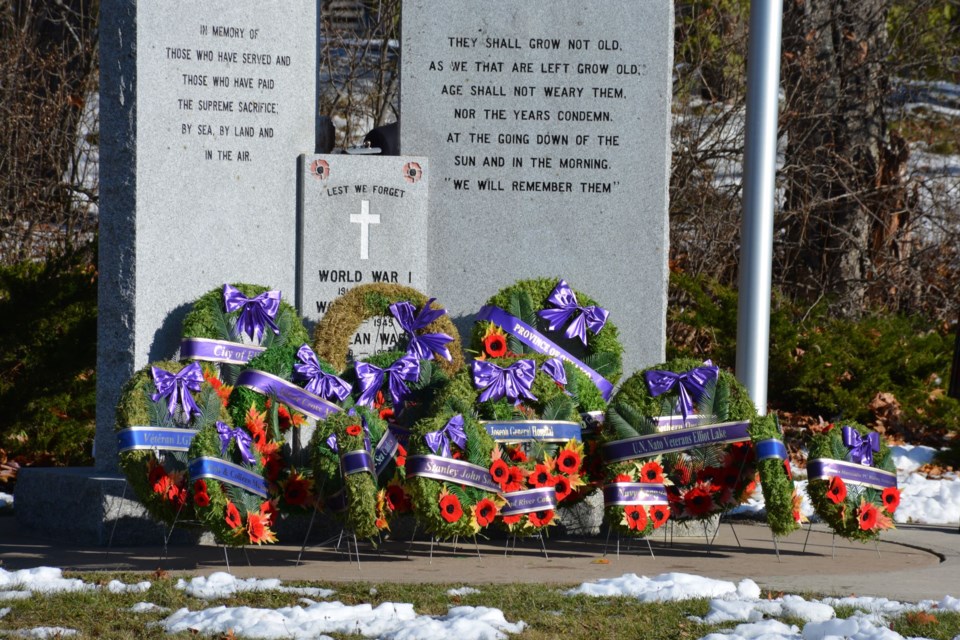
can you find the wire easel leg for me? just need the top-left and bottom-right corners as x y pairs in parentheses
(771, 531), (781, 563)
(602, 527), (612, 558)
(162, 501), (187, 563)
(472, 535), (482, 559)
(405, 521), (421, 560)
(222, 545), (231, 572)
(645, 537), (655, 559)
(728, 522), (742, 547)
(105, 482), (128, 560)
(537, 532), (549, 559)
(296, 508), (319, 566)
(802, 523), (813, 553)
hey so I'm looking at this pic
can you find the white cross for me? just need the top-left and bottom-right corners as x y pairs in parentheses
(349, 199), (380, 260)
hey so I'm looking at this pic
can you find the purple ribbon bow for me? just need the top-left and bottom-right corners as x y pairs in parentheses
(842, 426), (880, 467)
(471, 359), (538, 403)
(541, 358), (567, 386)
(425, 414), (468, 458)
(644, 360), (719, 423)
(222, 284), (281, 342)
(355, 355), (420, 408)
(215, 420), (256, 465)
(294, 344), (351, 402)
(537, 280), (609, 345)
(388, 298), (454, 361)
(151, 362), (203, 420)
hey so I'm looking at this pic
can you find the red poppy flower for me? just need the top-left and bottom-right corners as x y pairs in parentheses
(502, 513), (522, 526)
(640, 461), (664, 484)
(386, 484), (411, 513)
(552, 475), (572, 502)
(167, 482), (187, 509)
(858, 501), (879, 531)
(504, 466), (525, 493)
(489, 459), (510, 489)
(153, 474), (172, 496)
(374, 391), (385, 410)
(225, 502), (242, 529)
(483, 333), (507, 358)
(193, 490), (210, 508)
(649, 505), (670, 529)
(881, 487), (900, 513)
(474, 498), (498, 527)
(259, 500), (278, 527)
(245, 511), (276, 544)
(395, 444), (407, 469)
(439, 493), (463, 523)
(529, 463), (552, 488)
(624, 505), (648, 531)
(148, 464), (167, 487)
(193, 479), (208, 495)
(718, 465), (740, 489)
(673, 463), (692, 486)
(528, 509), (554, 527)
(682, 484), (715, 517)
(283, 475), (311, 506)
(507, 445), (527, 463)
(826, 476), (847, 504)
(615, 473), (634, 483)
(346, 424), (362, 437)
(557, 449), (581, 475)
(380, 408), (395, 421)
(264, 453), (284, 483)
(451, 449), (463, 460)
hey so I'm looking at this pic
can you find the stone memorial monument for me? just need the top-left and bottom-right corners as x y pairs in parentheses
(400, 0), (673, 374)
(15, 0), (319, 543)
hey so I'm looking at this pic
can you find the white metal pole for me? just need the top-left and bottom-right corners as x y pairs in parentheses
(735, 0), (783, 415)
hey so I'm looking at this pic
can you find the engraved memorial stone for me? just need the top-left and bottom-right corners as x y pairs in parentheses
(296, 153), (430, 354)
(401, 0), (673, 373)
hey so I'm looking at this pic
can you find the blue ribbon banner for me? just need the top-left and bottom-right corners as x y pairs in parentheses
(602, 482), (670, 507)
(755, 438), (788, 461)
(236, 369), (341, 421)
(179, 337), (265, 365)
(405, 455), (500, 493)
(117, 427), (197, 453)
(342, 450), (375, 476)
(188, 456), (268, 498)
(601, 420), (751, 464)
(481, 420), (582, 443)
(475, 305), (614, 400)
(807, 458), (897, 490)
(501, 487), (558, 516)
(373, 429), (400, 477)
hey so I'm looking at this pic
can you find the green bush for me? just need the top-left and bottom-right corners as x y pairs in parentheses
(667, 272), (960, 433)
(0, 246), (97, 466)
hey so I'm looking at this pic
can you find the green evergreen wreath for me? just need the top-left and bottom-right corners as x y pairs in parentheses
(469, 278), (624, 389)
(308, 406), (397, 540)
(749, 414), (801, 537)
(602, 358), (758, 531)
(405, 411), (502, 540)
(187, 417), (276, 546)
(115, 360), (229, 527)
(806, 421), (900, 542)
(180, 283), (309, 385)
(432, 353), (604, 524)
(311, 284), (463, 377)
(226, 341), (346, 517)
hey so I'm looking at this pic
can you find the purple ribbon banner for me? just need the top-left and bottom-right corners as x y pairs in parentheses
(373, 429), (401, 477)
(501, 487), (558, 516)
(236, 369), (341, 421)
(117, 427), (197, 453)
(475, 305), (614, 400)
(807, 458), (897, 490)
(602, 420), (751, 464)
(654, 414), (715, 432)
(480, 420), (582, 443)
(755, 438), (788, 461)
(179, 337), (266, 366)
(188, 456), (268, 498)
(405, 455), (500, 493)
(602, 482), (669, 507)
(342, 450), (375, 476)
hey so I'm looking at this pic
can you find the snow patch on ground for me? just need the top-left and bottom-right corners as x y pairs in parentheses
(175, 572), (335, 600)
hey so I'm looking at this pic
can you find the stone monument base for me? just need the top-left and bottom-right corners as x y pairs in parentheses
(14, 467), (198, 546)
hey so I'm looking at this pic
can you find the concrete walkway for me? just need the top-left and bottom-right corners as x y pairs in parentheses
(1, 515), (956, 602)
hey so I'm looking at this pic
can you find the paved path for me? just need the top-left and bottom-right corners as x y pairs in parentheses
(1, 516), (955, 602)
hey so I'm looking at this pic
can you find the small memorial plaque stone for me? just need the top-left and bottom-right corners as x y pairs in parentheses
(296, 155), (430, 335)
(401, 0), (673, 372)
